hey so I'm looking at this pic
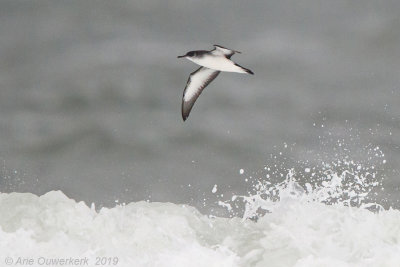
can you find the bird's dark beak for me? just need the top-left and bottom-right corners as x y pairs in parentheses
(177, 55), (185, 58)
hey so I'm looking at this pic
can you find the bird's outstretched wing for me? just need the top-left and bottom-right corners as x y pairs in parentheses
(182, 67), (220, 121)
(212, 45), (241, 59)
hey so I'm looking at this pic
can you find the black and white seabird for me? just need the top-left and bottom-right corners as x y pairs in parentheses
(178, 45), (254, 121)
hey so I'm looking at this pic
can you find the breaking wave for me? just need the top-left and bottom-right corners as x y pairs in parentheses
(1, 147), (399, 266)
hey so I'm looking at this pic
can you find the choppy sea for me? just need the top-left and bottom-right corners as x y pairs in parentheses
(1, 1), (400, 266)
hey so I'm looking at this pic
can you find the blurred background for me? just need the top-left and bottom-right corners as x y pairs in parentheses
(0, 0), (399, 214)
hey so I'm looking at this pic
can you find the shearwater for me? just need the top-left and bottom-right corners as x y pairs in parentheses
(178, 45), (254, 121)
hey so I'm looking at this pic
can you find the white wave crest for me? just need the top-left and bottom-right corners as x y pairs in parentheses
(1, 186), (400, 267)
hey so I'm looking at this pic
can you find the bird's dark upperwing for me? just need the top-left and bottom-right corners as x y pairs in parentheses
(212, 44), (241, 59)
(182, 67), (220, 121)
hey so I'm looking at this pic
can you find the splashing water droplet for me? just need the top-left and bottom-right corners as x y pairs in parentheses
(212, 184), (218, 193)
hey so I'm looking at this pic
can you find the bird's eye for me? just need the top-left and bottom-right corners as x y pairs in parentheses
(187, 52), (194, 57)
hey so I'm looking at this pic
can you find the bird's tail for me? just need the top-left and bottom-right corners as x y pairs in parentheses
(234, 63), (254, 75)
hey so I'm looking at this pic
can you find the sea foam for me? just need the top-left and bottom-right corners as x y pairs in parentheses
(1, 176), (399, 267)
(0, 145), (398, 267)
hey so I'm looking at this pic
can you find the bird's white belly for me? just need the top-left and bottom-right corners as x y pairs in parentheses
(189, 56), (244, 73)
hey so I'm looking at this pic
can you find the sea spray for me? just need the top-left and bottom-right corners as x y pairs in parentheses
(217, 141), (387, 220)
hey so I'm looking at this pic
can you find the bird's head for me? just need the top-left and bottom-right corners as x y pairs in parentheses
(177, 51), (196, 59)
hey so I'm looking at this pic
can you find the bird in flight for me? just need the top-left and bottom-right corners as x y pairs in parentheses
(178, 45), (254, 121)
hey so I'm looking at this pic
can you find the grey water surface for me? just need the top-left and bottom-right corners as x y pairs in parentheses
(0, 0), (399, 214)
